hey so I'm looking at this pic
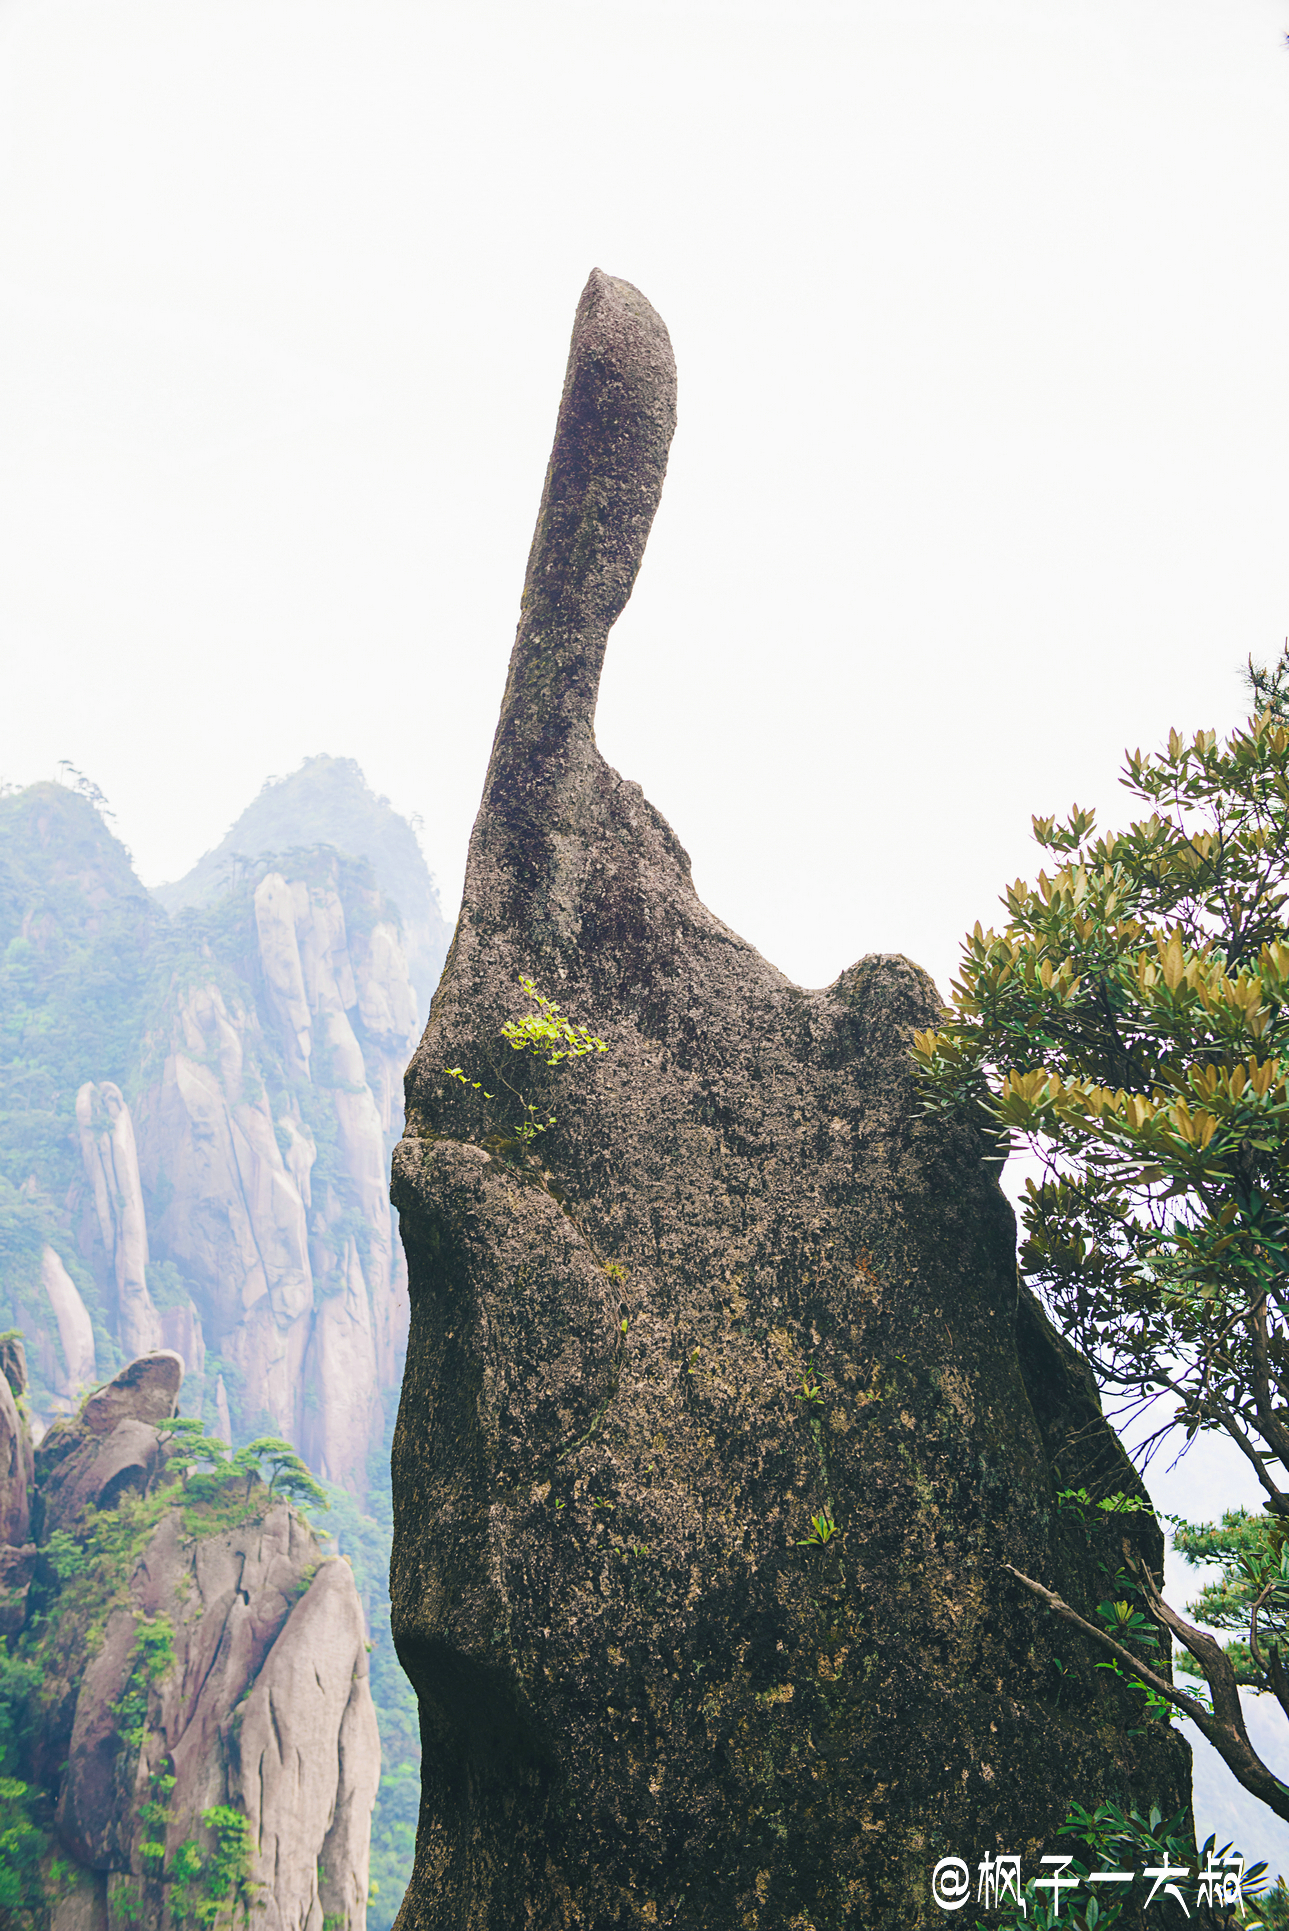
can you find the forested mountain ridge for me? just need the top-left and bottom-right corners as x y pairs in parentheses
(0, 757), (444, 1928)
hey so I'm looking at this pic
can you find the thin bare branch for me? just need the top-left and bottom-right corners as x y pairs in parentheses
(1006, 1560), (1289, 1823)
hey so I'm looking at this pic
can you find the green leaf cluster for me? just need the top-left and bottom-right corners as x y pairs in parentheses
(446, 975), (608, 1151)
(1168, 1508), (1289, 1689)
(231, 1436), (328, 1515)
(0, 1653), (53, 1916)
(796, 1509), (836, 1547)
(499, 976), (608, 1066)
(915, 693), (1289, 1493)
(975, 1801), (1275, 1930)
(113, 1617), (176, 1753)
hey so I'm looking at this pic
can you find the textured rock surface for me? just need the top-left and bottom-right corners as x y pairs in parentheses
(0, 1331), (27, 1396)
(33, 1353), (179, 1538)
(237, 1556), (383, 1931)
(8, 1354), (379, 1929)
(41, 1417), (160, 1537)
(80, 1350), (183, 1436)
(135, 872), (412, 1491)
(0, 1345), (32, 1546)
(39, 1243), (98, 1409)
(0, 1334), (36, 1633)
(76, 1082), (162, 1358)
(1, 770), (424, 1504)
(390, 270), (1189, 1928)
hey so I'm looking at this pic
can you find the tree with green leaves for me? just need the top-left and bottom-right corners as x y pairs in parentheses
(915, 646), (1289, 1823)
(446, 973), (608, 1150)
(155, 1416), (235, 1490)
(231, 1437), (328, 1514)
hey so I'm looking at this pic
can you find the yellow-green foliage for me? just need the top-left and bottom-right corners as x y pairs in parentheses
(446, 975), (608, 1149)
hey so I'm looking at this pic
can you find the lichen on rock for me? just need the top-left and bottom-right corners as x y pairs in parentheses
(389, 270), (1190, 1928)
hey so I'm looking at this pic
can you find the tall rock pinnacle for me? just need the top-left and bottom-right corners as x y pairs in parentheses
(390, 271), (1186, 1929)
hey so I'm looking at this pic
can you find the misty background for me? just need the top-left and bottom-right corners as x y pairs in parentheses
(3, 0), (1289, 1881)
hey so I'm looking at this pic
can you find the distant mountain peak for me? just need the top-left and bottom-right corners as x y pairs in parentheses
(153, 754), (449, 1011)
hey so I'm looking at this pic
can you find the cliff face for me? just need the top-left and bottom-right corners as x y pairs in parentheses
(0, 765), (432, 1928)
(0, 1349), (379, 1930)
(131, 860), (416, 1489)
(0, 773), (432, 1496)
(153, 755), (450, 1018)
(389, 271), (1190, 1928)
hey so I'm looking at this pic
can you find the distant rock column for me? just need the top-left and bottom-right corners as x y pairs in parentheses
(284, 881), (391, 1446)
(75, 1081), (162, 1357)
(39, 1244), (97, 1405)
(254, 873), (313, 1078)
(324, 1006), (395, 1374)
(354, 918), (420, 1380)
(214, 1373), (233, 1448)
(134, 983), (314, 1441)
(302, 1238), (379, 1492)
(356, 919), (420, 1137)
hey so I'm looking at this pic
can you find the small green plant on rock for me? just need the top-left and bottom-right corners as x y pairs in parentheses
(446, 975), (607, 1149)
(797, 1509), (836, 1547)
(199, 1805), (259, 1927)
(137, 1768), (175, 1873)
(794, 1368), (824, 1409)
(114, 1617), (175, 1752)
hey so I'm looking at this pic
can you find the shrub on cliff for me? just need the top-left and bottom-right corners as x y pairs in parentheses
(915, 647), (1289, 1823)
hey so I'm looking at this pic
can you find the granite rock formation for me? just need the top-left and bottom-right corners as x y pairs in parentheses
(0, 1336), (33, 1555)
(132, 866), (413, 1489)
(0, 770), (431, 1500)
(37, 1245), (98, 1410)
(76, 1082), (163, 1359)
(153, 753), (451, 1017)
(2, 1353), (380, 1928)
(389, 270), (1190, 1928)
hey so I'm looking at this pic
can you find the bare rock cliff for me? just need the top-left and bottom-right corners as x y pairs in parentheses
(76, 1082), (163, 1360)
(132, 867), (416, 1492)
(0, 774), (426, 1506)
(0, 1338), (34, 1606)
(388, 271), (1189, 1928)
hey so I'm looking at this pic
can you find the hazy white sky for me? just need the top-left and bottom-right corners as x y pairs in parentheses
(3, 0), (1289, 1005)
(5, 0), (1289, 1865)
